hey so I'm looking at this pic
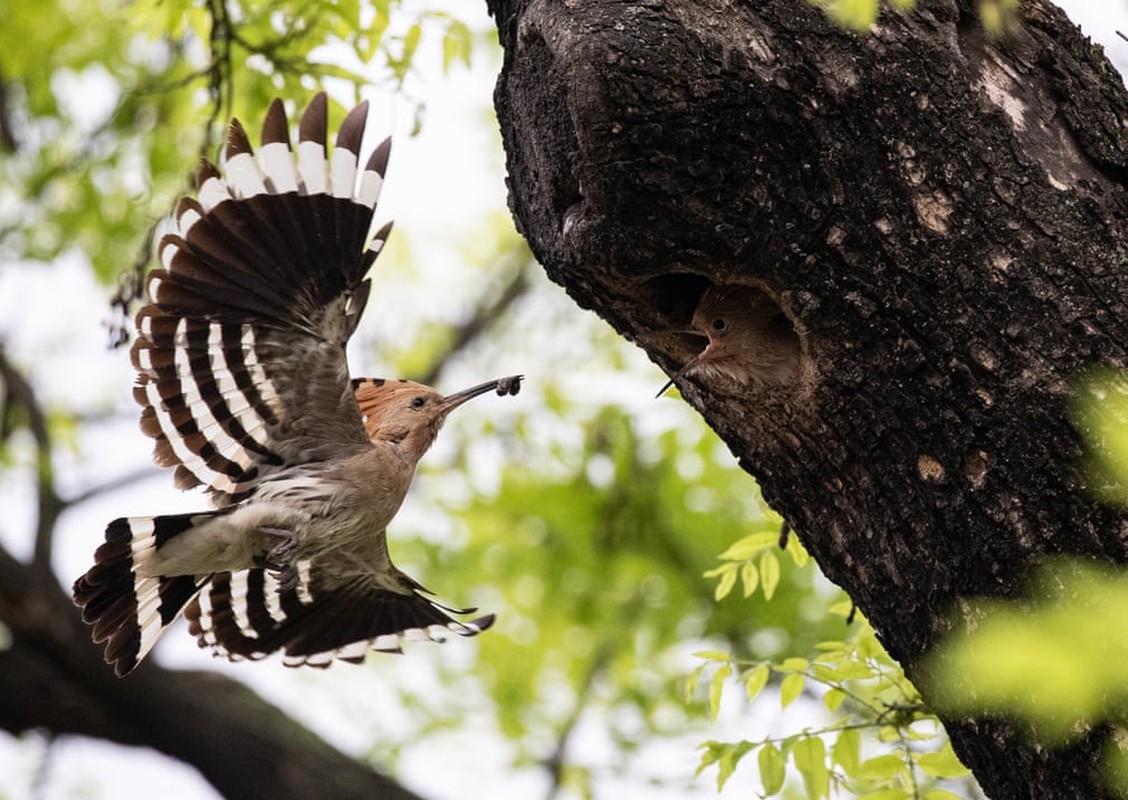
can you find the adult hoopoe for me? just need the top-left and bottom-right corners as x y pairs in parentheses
(73, 93), (521, 676)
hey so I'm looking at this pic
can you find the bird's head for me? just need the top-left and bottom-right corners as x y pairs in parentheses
(656, 284), (800, 396)
(690, 284), (747, 360)
(354, 376), (522, 462)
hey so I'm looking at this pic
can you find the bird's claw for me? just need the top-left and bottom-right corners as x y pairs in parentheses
(257, 526), (299, 593)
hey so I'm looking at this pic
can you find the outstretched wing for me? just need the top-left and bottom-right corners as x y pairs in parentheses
(133, 93), (394, 504)
(186, 563), (495, 667)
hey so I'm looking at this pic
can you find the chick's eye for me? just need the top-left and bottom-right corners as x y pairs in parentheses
(711, 318), (727, 331)
(411, 397), (426, 409)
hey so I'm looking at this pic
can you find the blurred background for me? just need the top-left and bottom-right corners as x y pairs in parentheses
(0, 1), (1124, 798)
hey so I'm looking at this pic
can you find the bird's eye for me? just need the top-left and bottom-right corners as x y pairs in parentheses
(711, 318), (727, 331)
(411, 397), (426, 409)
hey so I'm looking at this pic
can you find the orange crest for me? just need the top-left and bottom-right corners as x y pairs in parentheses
(352, 378), (437, 440)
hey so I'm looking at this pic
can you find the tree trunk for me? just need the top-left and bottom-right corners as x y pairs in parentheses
(486, 0), (1128, 797)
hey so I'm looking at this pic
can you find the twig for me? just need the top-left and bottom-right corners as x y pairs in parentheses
(203, 0), (235, 159)
(64, 465), (158, 508)
(544, 640), (614, 800)
(106, 220), (156, 349)
(0, 72), (18, 153)
(419, 258), (533, 386)
(0, 345), (60, 568)
(29, 732), (55, 800)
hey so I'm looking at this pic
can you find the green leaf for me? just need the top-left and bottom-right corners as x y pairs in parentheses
(714, 563), (738, 601)
(716, 741), (753, 790)
(905, 727), (936, 743)
(780, 672), (805, 709)
(916, 744), (970, 779)
(832, 728), (861, 777)
(402, 22), (422, 64)
(746, 664), (771, 702)
(695, 741), (722, 775)
(791, 736), (828, 799)
(780, 657), (809, 672)
(718, 530), (779, 560)
(814, 639), (848, 653)
(924, 791), (967, 800)
(924, 559), (1128, 740)
(441, 20), (473, 72)
(823, 687), (846, 712)
(821, 0), (880, 32)
(709, 663), (731, 722)
(761, 550), (781, 600)
(978, 0), (1018, 34)
(685, 663), (705, 703)
(857, 753), (908, 781)
(815, 658), (878, 682)
(785, 531), (811, 566)
(693, 650), (732, 662)
(741, 560), (759, 597)
(759, 742), (786, 795)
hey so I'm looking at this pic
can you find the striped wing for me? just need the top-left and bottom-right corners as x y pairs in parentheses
(186, 564), (495, 667)
(73, 513), (218, 676)
(133, 93), (393, 503)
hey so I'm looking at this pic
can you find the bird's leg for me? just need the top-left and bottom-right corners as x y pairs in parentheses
(256, 526), (300, 592)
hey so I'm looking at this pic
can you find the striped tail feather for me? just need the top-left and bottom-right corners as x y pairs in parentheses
(72, 514), (216, 676)
(186, 566), (495, 668)
(134, 93), (394, 503)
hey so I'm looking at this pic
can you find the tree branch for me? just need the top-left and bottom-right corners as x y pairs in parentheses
(0, 71), (18, 153)
(419, 255), (534, 387)
(0, 543), (425, 800)
(64, 465), (160, 507)
(202, 0), (235, 159)
(0, 344), (61, 569)
(543, 640), (613, 800)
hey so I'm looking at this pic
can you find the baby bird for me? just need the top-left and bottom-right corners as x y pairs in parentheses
(658, 283), (799, 396)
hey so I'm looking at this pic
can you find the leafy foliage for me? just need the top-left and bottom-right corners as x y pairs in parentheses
(397, 399), (852, 773)
(926, 562), (1128, 744)
(690, 571), (975, 798)
(922, 369), (1128, 791)
(808, 0), (1016, 34)
(1073, 368), (1128, 507)
(810, 0), (910, 32)
(0, 0), (480, 289)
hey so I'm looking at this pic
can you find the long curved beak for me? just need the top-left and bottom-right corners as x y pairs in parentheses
(639, 328), (709, 342)
(655, 359), (697, 398)
(440, 375), (523, 413)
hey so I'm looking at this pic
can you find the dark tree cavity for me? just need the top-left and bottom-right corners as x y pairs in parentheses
(487, 0), (1128, 796)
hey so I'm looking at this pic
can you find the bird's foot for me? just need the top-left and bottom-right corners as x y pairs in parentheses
(257, 526), (299, 593)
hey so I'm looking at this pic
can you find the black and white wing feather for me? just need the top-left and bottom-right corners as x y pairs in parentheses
(133, 93), (393, 504)
(75, 95), (498, 677)
(186, 564), (495, 667)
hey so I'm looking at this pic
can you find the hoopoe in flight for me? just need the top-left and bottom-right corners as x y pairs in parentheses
(73, 93), (521, 676)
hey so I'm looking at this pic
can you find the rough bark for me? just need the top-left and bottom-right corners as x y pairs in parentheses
(487, 0), (1128, 797)
(0, 548), (421, 800)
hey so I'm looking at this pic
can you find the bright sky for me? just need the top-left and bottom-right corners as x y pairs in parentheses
(1, 2), (1126, 799)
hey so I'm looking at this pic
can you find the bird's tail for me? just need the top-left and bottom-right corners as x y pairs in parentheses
(73, 513), (216, 676)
